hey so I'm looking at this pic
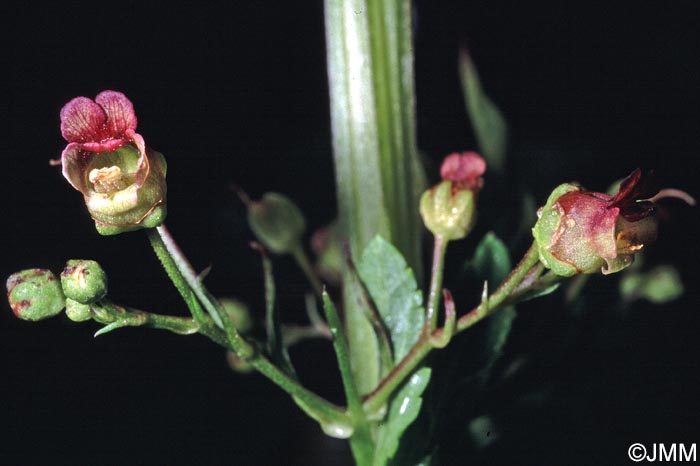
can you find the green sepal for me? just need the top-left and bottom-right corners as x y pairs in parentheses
(84, 147), (168, 235)
(419, 181), (475, 241)
(531, 183), (581, 276)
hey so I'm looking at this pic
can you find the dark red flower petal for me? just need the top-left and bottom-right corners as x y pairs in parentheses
(440, 152), (486, 189)
(95, 91), (138, 137)
(60, 97), (107, 143)
(608, 168), (659, 221)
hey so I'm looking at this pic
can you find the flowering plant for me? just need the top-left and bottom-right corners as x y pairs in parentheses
(5, 2), (697, 465)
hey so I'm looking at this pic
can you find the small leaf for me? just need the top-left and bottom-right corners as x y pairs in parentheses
(459, 48), (508, 173)
(358, 236), (425, 362)
(94, 320), (127, 337)
(374, 367), (432, 465)
(256, 247), (295, 377)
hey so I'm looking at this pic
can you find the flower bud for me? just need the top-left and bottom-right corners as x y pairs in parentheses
(65, 299), (92, 322)
(6, 269), (65, 321)
(219, 297), (253, 333)
(532, 170), (659, 276)
(420, 152), (486, 240)
(60, 260), (108, 304)
(247, 193), (306, 254)
(59, 91), (167, 235)
(420, 181), (476, 240)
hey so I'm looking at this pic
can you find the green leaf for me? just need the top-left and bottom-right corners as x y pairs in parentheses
(423, 233), (516, 464)
(462, 232), (515, 372)
(259, 250), (296, 377)
(459, 48), (508, 173)
(358, 236), (425, 362)
(374, 367), (432, 465)
(467, 232), (511, 286)
(343, 270), (381, 396)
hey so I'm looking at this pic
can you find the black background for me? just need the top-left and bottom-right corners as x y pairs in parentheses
(4, 1), (699, 465)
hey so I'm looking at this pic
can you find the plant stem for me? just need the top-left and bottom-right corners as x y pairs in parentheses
(325, 0), (424, 274)
(291, 245), (324, 298)
(150, 225), (350, 429)
(363, 242), (541, 414)
(93, 301), (229, 346)
(146, 228), (221, 340)
(456, 242), (540, 331)
(425, 235), (448, 332)
(322, 293), (364, 418)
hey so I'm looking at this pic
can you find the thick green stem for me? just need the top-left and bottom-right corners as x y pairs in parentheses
(324, 5), (424, 459)
(325, 0), (424, 273)
(363, 242), (541, 413)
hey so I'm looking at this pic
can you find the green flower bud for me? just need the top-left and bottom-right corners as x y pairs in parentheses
(247, 192), (306, 254)
(219, 297), (253, 333)
(6, 269), (65, 321)
(60, 260), (108, 304)
(65, 299), (92, 322)
(420, 180), (476, 241)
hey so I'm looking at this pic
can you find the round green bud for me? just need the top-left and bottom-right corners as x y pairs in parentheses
(420, 181), (476, 241)
(65, 299), (92, 322)
(219, 297), (253, 333)
(247, 192), (306, 254)
(6, 269), (66, 321)
(60, 260), (108, 304)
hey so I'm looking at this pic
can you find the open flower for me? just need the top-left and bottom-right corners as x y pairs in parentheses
(420, 152), (486, 240)
(532, 169), (662, 276)
(60, 90), (167, 235)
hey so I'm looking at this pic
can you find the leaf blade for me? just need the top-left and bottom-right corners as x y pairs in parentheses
(358, 236), (425, 363)
(374, 367), (432, 465)
(459, 48), (508, 173)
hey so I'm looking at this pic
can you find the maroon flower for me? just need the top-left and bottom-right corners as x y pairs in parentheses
(59, 91), (167, 235)
(532, 169), (662, 275)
